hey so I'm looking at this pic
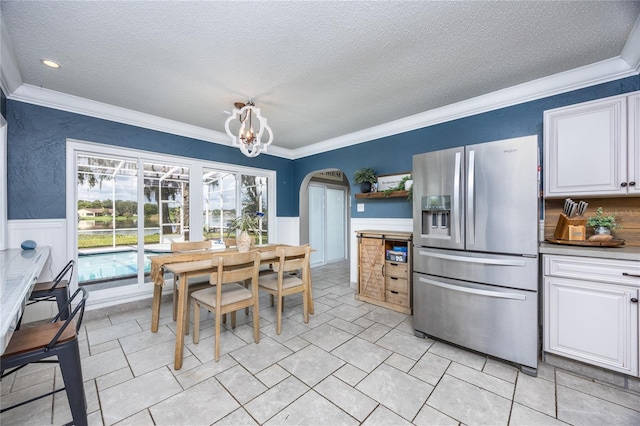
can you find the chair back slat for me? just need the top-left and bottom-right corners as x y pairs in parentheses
(49, 260), (74, 292)
(47, 287), (89, 350)
(276, 245), (310, 273)
(171, 240), (212, 252)
(210, 251), (261, 285)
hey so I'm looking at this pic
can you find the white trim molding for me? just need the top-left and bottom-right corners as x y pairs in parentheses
(0, 115), (7, 250)
(2, 16), (639, 161)
(0, 16), (23, 95)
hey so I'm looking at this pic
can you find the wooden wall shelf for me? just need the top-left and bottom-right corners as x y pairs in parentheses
(355, 190), (409, 199)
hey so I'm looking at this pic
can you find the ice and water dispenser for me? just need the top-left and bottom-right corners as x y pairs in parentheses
(420, 195), (451, 237)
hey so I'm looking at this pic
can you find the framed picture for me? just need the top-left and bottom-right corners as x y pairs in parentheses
(376, 172), (411, 191)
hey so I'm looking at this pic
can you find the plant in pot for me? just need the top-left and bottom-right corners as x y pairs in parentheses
(586, 207), (621, 240)
(353, 168), (377, 193)
(381, 175), (413, 201)
(228, 212), (262, 252)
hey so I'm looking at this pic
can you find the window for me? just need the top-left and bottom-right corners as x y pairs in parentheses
(76, 154), (140, 289)
(143, 162), (190, 242)
(203, 170), (236, 240)
(241, 175), (269, 244)
(67, 140), (275, 303)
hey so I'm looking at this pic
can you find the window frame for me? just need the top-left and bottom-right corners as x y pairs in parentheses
(66, 139), (277, 306)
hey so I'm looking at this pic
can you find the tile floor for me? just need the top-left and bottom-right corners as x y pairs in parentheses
(2, 260), (640, 425)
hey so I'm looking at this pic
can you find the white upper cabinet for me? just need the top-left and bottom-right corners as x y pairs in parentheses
(544, 91), (639, 197)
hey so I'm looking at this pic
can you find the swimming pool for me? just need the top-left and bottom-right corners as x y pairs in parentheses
(77, 250), (154, 283)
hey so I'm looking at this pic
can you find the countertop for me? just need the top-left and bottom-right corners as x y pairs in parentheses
(539, 242), (640, 262)
(0, 246), (51, 353)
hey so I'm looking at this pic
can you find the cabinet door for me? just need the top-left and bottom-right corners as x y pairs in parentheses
(544, 96), (627, 197)
(358, 237), (385, 301)
(544, 276), (638, 375)
(628, 93), (640, 194)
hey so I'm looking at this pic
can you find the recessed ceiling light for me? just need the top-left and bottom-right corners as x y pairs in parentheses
(40, 59), (61, 69)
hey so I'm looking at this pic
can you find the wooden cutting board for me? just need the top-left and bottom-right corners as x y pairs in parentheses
(545, 237), (625, 247)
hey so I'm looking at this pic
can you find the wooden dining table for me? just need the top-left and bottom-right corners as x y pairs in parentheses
(149, 244), (313, 369)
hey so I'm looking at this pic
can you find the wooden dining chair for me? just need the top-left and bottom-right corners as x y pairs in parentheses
(169, 241), (213, 325)
(191, 250), (261, 361)
(258, 245), (311, 335)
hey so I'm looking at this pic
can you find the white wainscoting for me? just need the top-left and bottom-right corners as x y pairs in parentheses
(349, 218), (413, 286)
(7, 216), (412, 321)
(8, 217), (302, 321)
(8, 219), (68, 322)
(276, 216), (300, 246)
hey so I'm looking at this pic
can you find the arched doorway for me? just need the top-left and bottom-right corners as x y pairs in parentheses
(299, 169), (349, 266)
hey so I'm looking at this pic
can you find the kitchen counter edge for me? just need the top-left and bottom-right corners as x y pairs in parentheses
(539, 242), (640, 262)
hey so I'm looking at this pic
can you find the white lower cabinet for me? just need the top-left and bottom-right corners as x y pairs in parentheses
(543, 254), (640, 376)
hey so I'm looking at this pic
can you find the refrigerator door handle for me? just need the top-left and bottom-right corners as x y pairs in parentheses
(418, 276), (527, 300)
(418, 250), (527, 266)
(467, 149), (475, 245)
(453, 152), (462, 244)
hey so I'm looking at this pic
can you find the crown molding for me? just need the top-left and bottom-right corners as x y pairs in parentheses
(8, 84), (295, 160)
(0, 17), (23, 96)
(294, 57), (639, 159)
(295, 16), (640, 159)
(621, 15), (640, 72)
(2, 13), (638, 162)
(5, 58), (637, 162)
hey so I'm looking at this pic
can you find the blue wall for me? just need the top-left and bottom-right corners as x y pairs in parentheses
(6, 75), (639, 220)
(6, 101), (294, 219)
(295, 75), (640, 218)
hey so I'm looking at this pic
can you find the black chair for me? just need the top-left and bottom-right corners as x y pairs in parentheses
(28, 260), (74, 320)
(1, 287), (89, 426)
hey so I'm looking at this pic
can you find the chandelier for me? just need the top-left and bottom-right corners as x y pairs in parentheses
(224, 99), (273, 158)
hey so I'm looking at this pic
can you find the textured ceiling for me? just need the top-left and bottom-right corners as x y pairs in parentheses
(1, 1), (639, 152)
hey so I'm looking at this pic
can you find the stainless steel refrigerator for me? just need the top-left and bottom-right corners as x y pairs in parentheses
(412, 135), (539, 375)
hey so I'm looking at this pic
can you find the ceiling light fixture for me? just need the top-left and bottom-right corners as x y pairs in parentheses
(40, 59), (61, 68)
(224, 99), (273, 158)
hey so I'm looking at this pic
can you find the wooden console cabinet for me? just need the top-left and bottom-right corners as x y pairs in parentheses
(356, 230), (412, 314)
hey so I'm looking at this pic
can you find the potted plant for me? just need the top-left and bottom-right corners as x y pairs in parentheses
(353, 168), (377, 193)
(381, 175), (413, 201)
(586, 207), (621, 235)
(229, 212), (262, 252)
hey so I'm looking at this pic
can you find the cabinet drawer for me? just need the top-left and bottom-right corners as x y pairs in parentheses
(385, 261), (408, 278)
(386, 290), (409, 308)
(544, 255), (640, 286)
(386, 276), (408, 294)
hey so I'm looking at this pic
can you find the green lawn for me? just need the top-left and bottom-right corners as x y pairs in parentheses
(77, 233), (160, 248)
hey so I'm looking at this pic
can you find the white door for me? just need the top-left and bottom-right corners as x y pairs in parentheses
(326, 187), (346, 261)
(309, 184), (347, 266)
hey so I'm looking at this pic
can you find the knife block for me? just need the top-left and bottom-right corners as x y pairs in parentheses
(554, 213), (587, 240)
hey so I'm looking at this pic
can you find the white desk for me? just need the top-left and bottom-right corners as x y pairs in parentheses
(0, 246), (51, 354)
